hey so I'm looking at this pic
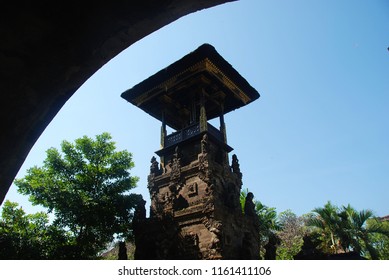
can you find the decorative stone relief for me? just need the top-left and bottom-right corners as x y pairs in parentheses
(147, 173), (156, 194)
(198, 154), (210, 182)
(184, 233), (199, 247)
(202, 198), (215, 214)
(201, 134), (208, 154)
(150, 156), (160, 174)
(244, 192), (256, 217)
(188, 182), (198, 197)
(231, 154), (242, 180)
(133, 196), (146, 223)
(224, 182), (239, 209)
(208, 221), (222, 250)
(170, 146), (182, 183)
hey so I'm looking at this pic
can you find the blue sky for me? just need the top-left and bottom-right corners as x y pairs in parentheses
(2, 0), (389, 217)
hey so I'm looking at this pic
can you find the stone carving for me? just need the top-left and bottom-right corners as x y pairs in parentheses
(150, 156), (160, 174)
(147, 173), (156, 195)
(188, 183), (198, 197)
(201, 217), (222, 251)
(209, 221), (222, 250)
(201, 134), (208, 154)
(231, 154), (242, 180)
(198, 154), (210, 182)
(244, 192), (256, 217)
(202, 198), (215, 213)
(225, 182), (239, 209)
(170, 146), (181, 183)
(184, 233), (199, 247)
(133, 196), (146, 222)
(148, 157), (160, 197)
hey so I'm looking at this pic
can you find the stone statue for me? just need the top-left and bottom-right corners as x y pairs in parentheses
(133, 196), (146, 222)
(244, 192), (256, 216)
(150, 156), (160, 174)
(231, 154), (242, 179)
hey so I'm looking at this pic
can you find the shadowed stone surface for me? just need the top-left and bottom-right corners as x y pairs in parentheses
(0, 0), (234, 203)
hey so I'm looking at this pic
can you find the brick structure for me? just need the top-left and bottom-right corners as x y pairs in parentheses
(122, 44), (260, 259)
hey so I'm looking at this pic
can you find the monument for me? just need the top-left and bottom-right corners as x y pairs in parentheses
(121, 44), (260, 259)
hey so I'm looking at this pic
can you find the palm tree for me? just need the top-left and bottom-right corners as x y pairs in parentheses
(341, 207), (389, 259)
(307, 201), (342, 254)
(308, 202), (389, 259)
(337, 204), (355, 252)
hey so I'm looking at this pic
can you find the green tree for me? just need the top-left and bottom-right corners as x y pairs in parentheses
(307, 201), (342, 254)
(367, 219), (389, 259)
(276, 210), (305, 260)
(307, 201), (389, 259)
(0, 200), (71, 259)
(14, 132), (139, 259)
(338, 206), (389, 259)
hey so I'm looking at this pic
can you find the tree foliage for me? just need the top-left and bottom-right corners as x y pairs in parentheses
(276, 210), (306, 260)
(13, 132), (139, 259)
(0, 201), (71, 259)
(239, 192), (389, 260)
(307, 201), (389, 259)
(307, 201), (342, 254)
(367, 219), (389, 259)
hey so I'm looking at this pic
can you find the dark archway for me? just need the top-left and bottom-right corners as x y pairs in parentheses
(0, 0), (235, 203)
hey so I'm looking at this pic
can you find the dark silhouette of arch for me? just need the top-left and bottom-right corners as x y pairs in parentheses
(0, 0), (234, 203)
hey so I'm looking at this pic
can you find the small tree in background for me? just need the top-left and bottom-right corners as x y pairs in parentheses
(239, 192), (389, 259)
(276, 210), (306, 259)
(0, 200), (71, 259)
(367, 219), (389, 259)
(13, 132), (139, 259)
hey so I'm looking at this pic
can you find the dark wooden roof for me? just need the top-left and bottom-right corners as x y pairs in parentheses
(121, 44), (260, 130)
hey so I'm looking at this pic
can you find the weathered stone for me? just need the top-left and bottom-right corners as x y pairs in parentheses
(126, 44), (260, 259)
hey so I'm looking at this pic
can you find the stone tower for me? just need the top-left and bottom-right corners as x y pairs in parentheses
(121, 44), (260, 259)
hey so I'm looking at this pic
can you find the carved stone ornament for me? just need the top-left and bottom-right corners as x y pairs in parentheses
(150, 156), (160, 174)
(202, 198), (215, 214)
(133, 196), (146, 223)
(208, 221), (222, 250)
(184, 233), (199, 247)
(188, 183), (198, 197)
(231, 154), (242, 180)
(201, 133), (209, 154)
(198, 154), (210, 182)
(170, 146), (181, 183)
(224, 182), (239, 209)
(147, 173), (156, 193)
(244, 192), (256, 217)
